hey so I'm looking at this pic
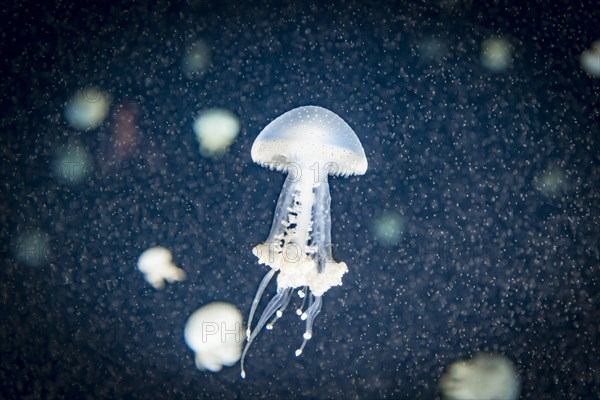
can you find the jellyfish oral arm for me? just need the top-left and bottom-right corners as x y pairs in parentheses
(240, 286), (293, 378)
(253, 170), (348, 297)
(240, 168), (348, 378)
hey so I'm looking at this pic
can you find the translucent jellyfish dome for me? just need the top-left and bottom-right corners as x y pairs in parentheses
(251, 105), (368, 174)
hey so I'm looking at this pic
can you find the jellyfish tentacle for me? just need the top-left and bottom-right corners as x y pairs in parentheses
(245, 268), (276, 339)
(295, 295), (322, 356)
(300, 292), (313, 321)
(266, 173), (297, 242)
(311, 179), (332, 272)
(266, 288), (294, 330)
(241, 287), (293, 378)
(289, 173), (316, 249)
(295, 286), (308, 316)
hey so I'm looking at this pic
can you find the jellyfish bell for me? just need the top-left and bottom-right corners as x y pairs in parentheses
(193, 108), (241, 157)
(241, 105), (368, 378)
(182, 40), (211, 79)
(439, 353), (521, 400)
(580, 40), (600, 77)
(480, 37), (512, 73)
(251, 105), (368, 175)
(52, 141), (93, 185)
(184, 302), (244, 372)
(137, 246), (186, 289)
(64, 86), (111, 130)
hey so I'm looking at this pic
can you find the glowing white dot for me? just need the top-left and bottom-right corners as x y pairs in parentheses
(297, 289), (306, 298)
(303, 332), (312, 340)
(295, 349), (303, 357)
(266, 324), (273, 330)
(300, 312), (308, 321)
(276, 310), (283, 318)
(296, 309), (303, 316)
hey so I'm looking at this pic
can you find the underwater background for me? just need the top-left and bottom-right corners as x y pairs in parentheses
(1, 0), (598, 398)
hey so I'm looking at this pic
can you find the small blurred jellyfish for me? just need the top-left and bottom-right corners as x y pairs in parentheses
(439, 353), (520, 400)
(13, 229), (50, 268)
(535, 168), (568, 195)
(64, 87), (111, 130)
(184, 302), (244, 372)
(193, 108), (241, 157)
(418, 36), (447, 61)
(137, 247), (186, 289)
(481, 37), (512, 72)
(52, 142), (93, 185)
(372, 211), (404, 246)
(182, 40), (211, 79)
(580, 40), (600, 77)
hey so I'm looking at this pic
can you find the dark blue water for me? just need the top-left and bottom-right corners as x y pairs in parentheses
(1, 0), (598, 398)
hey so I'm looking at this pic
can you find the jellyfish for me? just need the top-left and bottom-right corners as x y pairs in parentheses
(13, 229), (50, 268)
(192, 108), (241, 157)
(372, 211), (405, 247)
(480, 37), (512, 72)
(184, 302), (244, 372)
(240, 106), (368, 378)
(64, 86), (111, 130)
(182, 40), (211, 79)
(439, 353), (521, 400)
(52, 141), (93, 185)
(137, 246), (186, 289)
(580, 40), (600, 77)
